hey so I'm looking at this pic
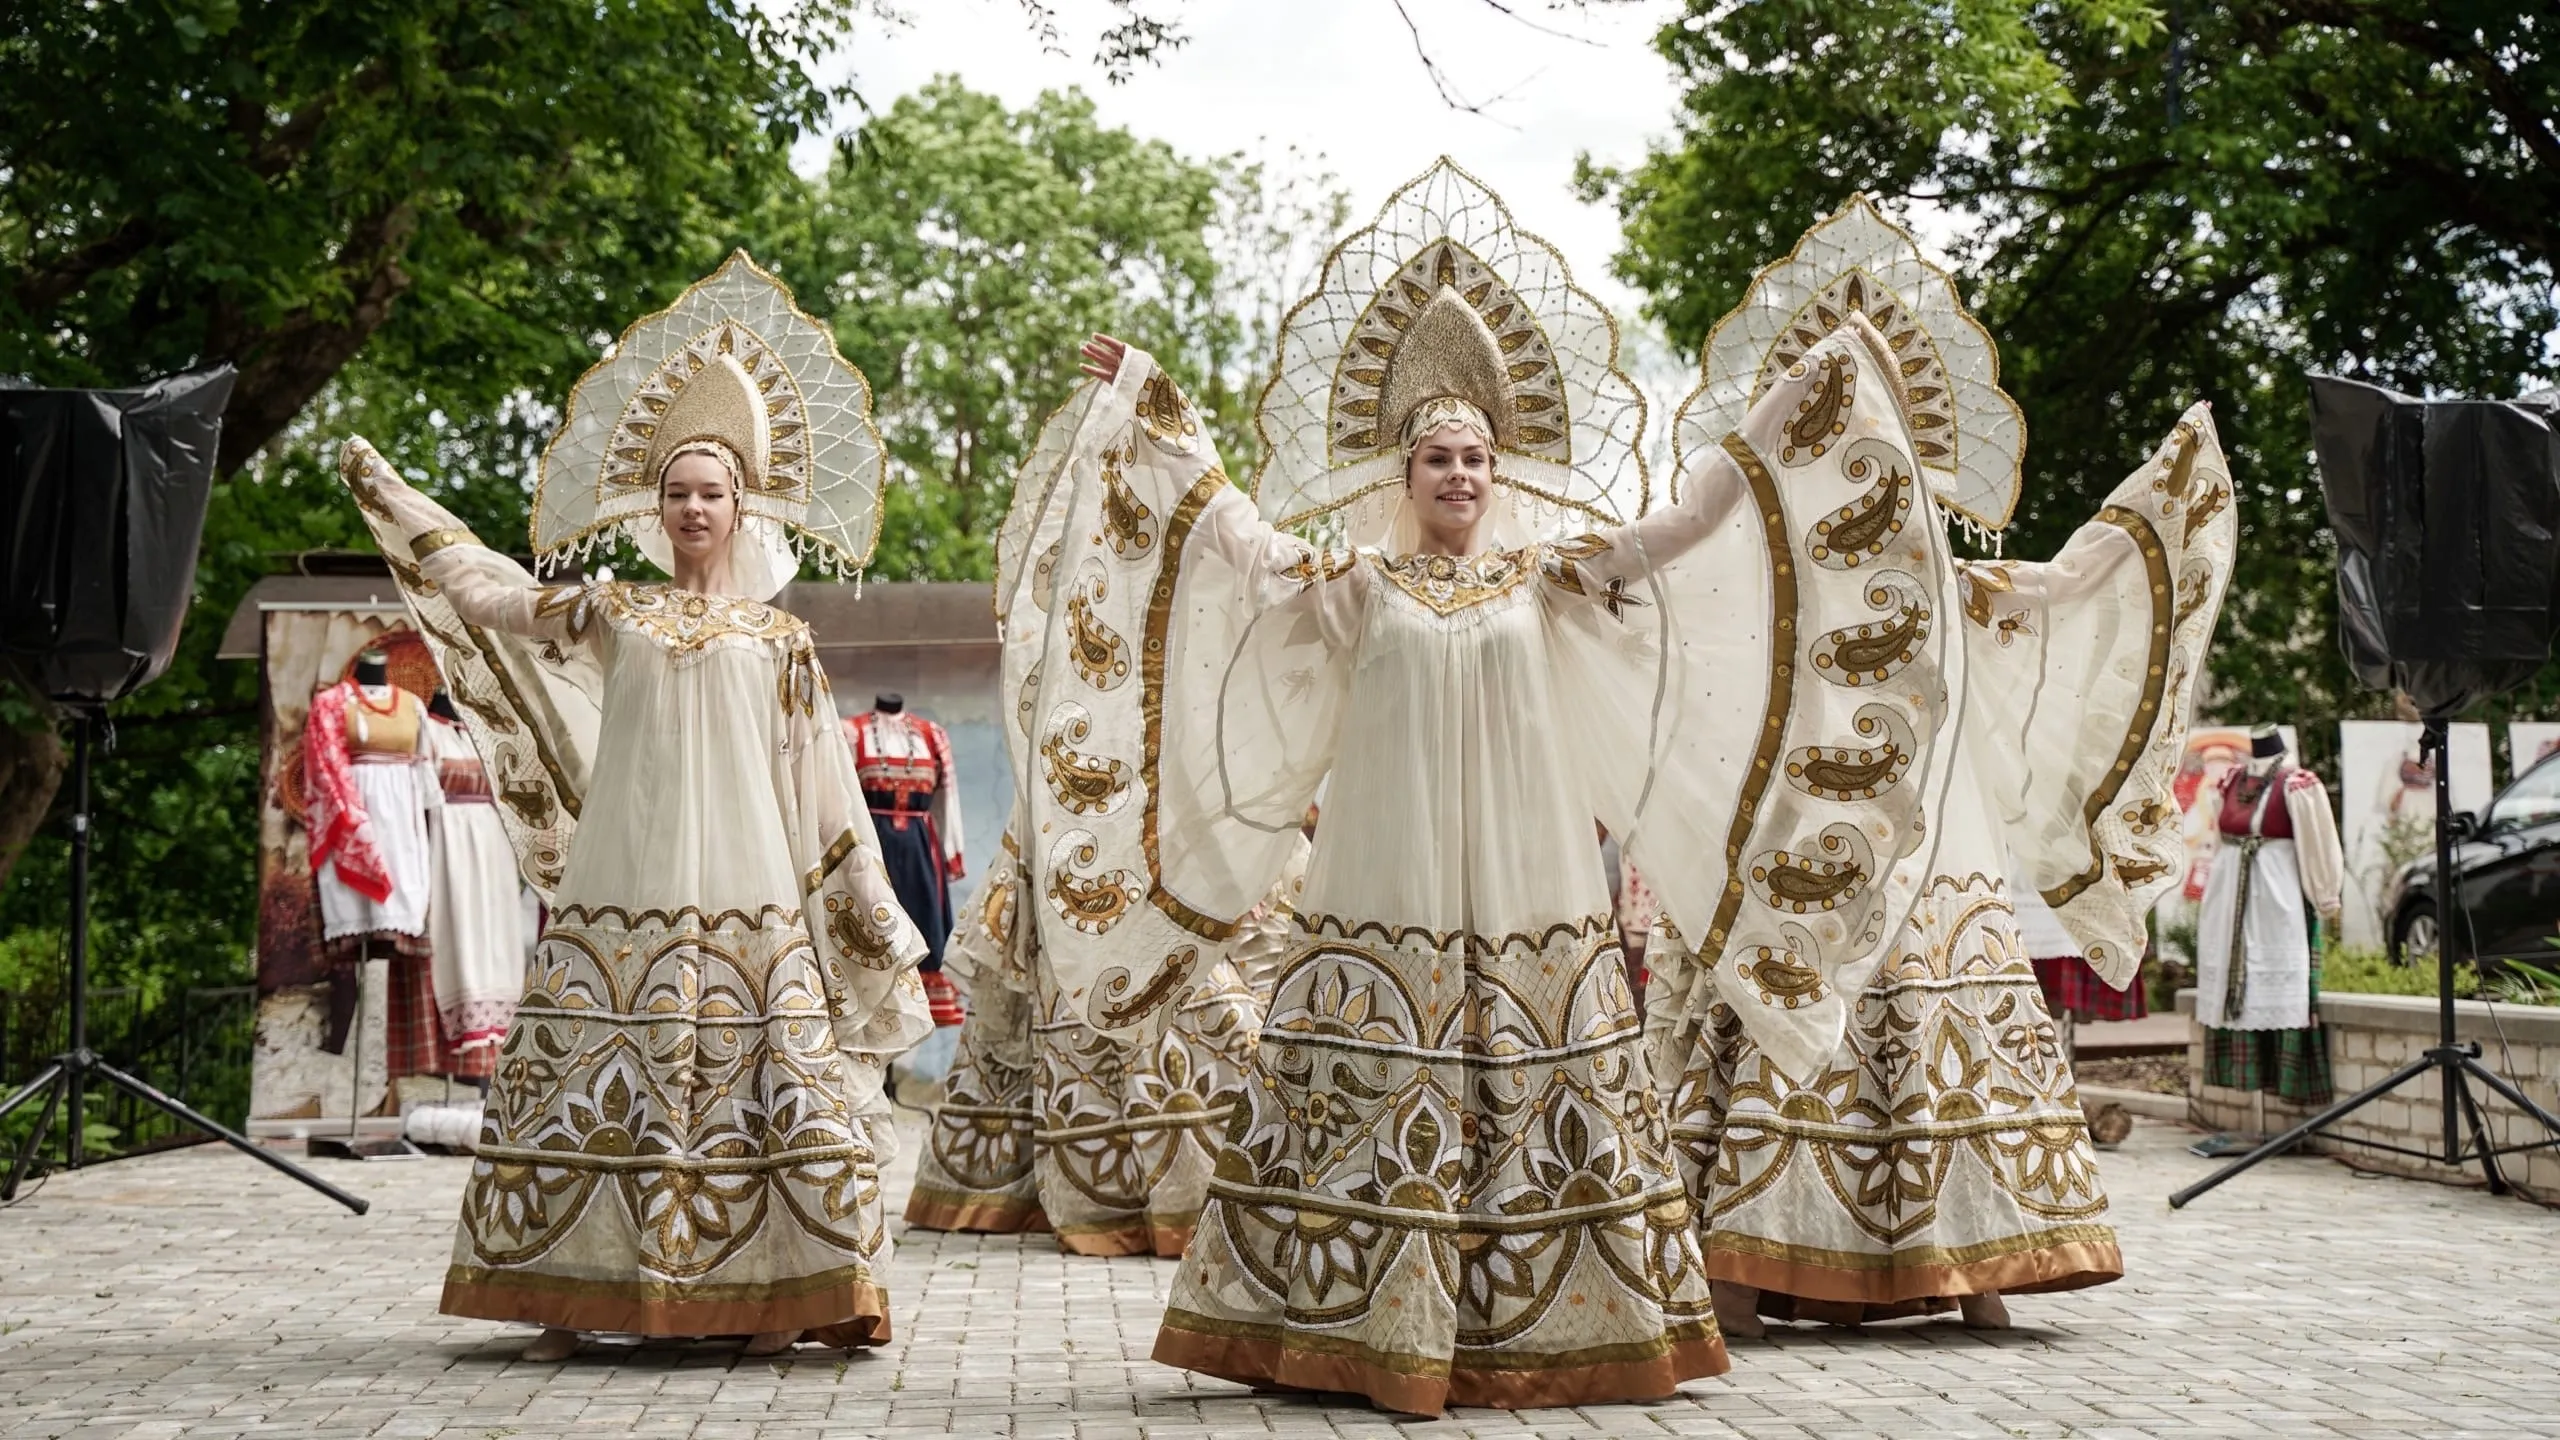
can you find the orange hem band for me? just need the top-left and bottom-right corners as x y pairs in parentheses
(902, 1190), (1049, 1235)
(1708, 1236), (2124, 1306)
(1151, 1322), (1727, 1417)
(440, 1273), (892, 1343)
(1055, 1220), (1194, 1259)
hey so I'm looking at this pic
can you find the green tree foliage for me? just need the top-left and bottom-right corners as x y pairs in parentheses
(0, 57), (1318, 1125)
(1582, 0), (2560, 776)
(762, 79), (1237, 581)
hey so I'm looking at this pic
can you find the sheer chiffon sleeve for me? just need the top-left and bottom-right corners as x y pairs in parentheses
(1962, 406), (2238, 985)
(1550, 316), (1958, 1079)
(1000, 351), (1361, 1035)
(336, 437), (601, 897)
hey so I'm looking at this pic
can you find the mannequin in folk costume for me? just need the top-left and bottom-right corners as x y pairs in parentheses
(844, 693), (967, 1024)
(421, 687), (527, 1080)
(1636, 197), (2235, 1338)
(1007, 161), (1725, 1414)
(335, 253), (928, 1363)
(303, 649), (438, 1068)
(2194, 725), (2345, 1105)
(904, 818), (1307, 1256)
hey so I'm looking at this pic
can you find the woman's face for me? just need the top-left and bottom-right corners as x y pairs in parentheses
(1406, 424), (1494, 543)
(660, 451), (738, 565)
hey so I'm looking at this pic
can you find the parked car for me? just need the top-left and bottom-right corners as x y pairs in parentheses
(2386, 748), (2560, 965)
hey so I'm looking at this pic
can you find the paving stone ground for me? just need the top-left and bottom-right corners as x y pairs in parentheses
(3, 1112), (2556, 1440)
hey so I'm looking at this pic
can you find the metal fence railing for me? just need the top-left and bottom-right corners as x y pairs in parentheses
(1, 984), (257, 1163)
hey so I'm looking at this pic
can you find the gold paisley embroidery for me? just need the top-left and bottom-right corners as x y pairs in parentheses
(1135, 369), (1201, 450)
(1040, 709), (1131, 815)
(1095, 946), (1199, 1029)
(1099, 445), (1159, 559)
(1047, 837), (1143, 936)
(1809, 448), (1912, 569)
(1065, 577), (1133, 691)
(1702, 433), (1797, 959)
(2043, 505), (2172, 908)
(1811, 583), (1931, 687)
(1738, 945), (1828, 1008)
(1749, 845), (1870, 913)
(824, 894), (900, 968)
(1780, 350), (1854, 466)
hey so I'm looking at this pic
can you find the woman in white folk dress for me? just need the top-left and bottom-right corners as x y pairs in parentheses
(997, 163), (1750, 1414)
(337, 253), (928, 1362)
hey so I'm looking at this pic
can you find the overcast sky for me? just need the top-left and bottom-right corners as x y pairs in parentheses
(817, 0), (1694, 315)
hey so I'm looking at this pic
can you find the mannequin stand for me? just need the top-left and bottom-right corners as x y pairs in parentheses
(2172, 719), (2560, 1206)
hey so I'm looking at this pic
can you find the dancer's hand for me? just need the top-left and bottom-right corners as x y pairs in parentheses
(1080, 333), (1128, 384)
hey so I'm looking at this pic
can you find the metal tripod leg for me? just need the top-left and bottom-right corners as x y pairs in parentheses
(2169, 1051), (2437, 1208)
(0, 1058), (63, 1125)
(2, 1068), (63, 1202)
(2454, 1065), (2509, 1195)
(90, 1059), (368, 1214)
(2458, 1053), (2560, 1138)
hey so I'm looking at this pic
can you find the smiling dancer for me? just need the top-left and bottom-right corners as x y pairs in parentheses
(334, 253), (928, 1362)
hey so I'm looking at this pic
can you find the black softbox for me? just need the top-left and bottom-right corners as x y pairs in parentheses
(0, 367), (234, 706)
(2310, 374), (2560, 717)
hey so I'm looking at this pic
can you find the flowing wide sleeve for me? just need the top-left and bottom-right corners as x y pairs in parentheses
(784, 664), (933, 1108)
(1963, 405), (2238, 986)
(1551, 315), (1955, 1079)
(336, 438), (601, 897)
(1002, 350), (1359, 1036)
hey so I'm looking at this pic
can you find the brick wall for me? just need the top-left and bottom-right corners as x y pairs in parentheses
(2179, 987), (2560, 1198)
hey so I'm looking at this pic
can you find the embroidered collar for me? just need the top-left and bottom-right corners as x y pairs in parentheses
(1371, 549), (1533, 617)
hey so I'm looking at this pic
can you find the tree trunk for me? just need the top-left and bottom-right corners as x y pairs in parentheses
(0, 713), (67, 890)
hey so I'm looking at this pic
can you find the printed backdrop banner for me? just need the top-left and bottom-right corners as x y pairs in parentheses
(2509, 722), (2560, 777)
(2337, 720), (2494, 950)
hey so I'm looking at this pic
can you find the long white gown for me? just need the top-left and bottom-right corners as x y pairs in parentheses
(1003, 356), (1733, 1413)
(340, 443), (930, 1341)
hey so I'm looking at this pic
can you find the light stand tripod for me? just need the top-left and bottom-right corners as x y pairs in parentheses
(2171, 717), (2560, 1207)
(0, 712), (368, 1213)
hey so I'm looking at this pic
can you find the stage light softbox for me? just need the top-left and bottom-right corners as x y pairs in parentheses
(2310, 374), (2560, 717)
(0, 367), (234, 706)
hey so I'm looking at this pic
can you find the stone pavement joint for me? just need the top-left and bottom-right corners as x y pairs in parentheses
(4, 1115), (2559, 1439)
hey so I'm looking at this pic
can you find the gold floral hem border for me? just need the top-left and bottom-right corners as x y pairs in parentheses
(1154, 1310), (1725, 1416)
(1705, 1228), (2122, 1304)
(441, 1266), (892, 1340)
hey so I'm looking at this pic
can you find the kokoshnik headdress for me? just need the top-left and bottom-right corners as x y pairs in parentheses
(1253, 157), (1648, 548)
(1672, 194), (2025, 547)
(533, 250), (886, 600)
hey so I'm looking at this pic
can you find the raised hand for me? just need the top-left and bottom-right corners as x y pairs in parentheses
(1079, 333), (1129, 385)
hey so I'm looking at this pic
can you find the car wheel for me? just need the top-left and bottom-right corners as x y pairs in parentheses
(2392, 901), (2438, 964)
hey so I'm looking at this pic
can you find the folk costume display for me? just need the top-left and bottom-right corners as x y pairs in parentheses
(2194, 726), (2345, 1105)
(333, 252), (931, 1345)
(1641, 196), (2236, 1330)
(1000, 162), (1723, 1414)
(904, 824), (1307, 1256)
(305, 656), (437, 943)
(423, 697), (528, 1077)
(845, 696), (966, 1024)
(304, 653), (441, 1063)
